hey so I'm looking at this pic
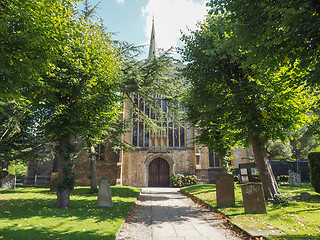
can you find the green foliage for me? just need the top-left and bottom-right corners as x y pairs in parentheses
(170, 174), (197, 187)
(207, 0), (320, 85)
(267, 194), (291, 206)
(307, 151), (320, 193)
(0, 0), (76, 100)
(0, 101), (51, 164)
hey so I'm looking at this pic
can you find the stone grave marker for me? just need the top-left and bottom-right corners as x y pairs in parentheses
(241, 182), (266, 214)
(2, 174), (16, 190)
(288, 172), (301, 187)
(216, 174), (235, 208)
(300, 192), (311, 201)
(97, 176), (113, 207)
(0, 171), (8, 185)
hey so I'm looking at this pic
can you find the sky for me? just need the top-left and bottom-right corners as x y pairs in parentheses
(83, 0), (208, 59)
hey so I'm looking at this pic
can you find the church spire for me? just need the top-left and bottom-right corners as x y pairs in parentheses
(148, 16), (157, 58)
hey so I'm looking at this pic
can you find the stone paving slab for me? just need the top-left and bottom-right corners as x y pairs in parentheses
(117, 188), (244, 240)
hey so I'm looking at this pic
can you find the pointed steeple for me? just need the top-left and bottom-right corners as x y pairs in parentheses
(148, 17), (157, 58)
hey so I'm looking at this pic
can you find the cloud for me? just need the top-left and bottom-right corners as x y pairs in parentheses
(116, 0), (124, 4)
(142, 0), (207, 52)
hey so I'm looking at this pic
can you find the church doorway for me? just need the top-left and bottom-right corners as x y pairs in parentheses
(148, 158), (170, 187)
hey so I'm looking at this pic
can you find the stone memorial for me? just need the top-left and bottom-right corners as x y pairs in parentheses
(300, 192), (311, 201)
(2, 174), (16, 190)
(216, 174), (235, 208)
(0, 171), (8, 185)
(241, 182), (266, 214)
(97, 176), (113, 207)
(288, 172), (301, 187)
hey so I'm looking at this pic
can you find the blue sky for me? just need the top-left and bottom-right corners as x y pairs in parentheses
(81, 0), (208, 59)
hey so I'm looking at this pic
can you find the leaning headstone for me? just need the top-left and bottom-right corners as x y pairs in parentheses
(241, 182), (266, 214)
(300, 192), (311, 201)
(2, 174), (16, 190)
(216, 174), (235, 208)
(288, 173), (301, 187)
(97, 177), (113, 207)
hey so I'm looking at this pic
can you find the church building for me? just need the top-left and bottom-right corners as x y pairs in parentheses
(24, 21), (253, 187)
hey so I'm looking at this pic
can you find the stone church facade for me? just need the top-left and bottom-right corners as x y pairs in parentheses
(24, 21), (253, 187)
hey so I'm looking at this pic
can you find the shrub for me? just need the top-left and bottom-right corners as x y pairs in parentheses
(267, 194), (291, 206)
(170, 174), (197, 187)
(308, 151), (320, 193)
(183, 175), (197, 186)
(170, 174), (184, 187)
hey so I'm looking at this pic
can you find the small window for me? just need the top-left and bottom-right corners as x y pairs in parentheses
(95, 143), (105, 162)
(209, 148), (221, 168)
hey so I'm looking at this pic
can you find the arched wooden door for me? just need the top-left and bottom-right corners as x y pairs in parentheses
(148, 158), (170, 187)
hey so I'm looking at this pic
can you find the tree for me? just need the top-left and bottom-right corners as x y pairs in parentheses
(0, 0), (76, 100)
(180, 12), (315, 199)
(207, 0), (320, 85)
(0, 101), (50, 167)
(30, 17), (122, 208)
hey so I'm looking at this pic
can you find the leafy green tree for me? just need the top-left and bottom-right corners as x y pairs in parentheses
(207, 0), (320, 85)
(0, 101), (50, 167)
(180, 12), (315, 199)
(30, 16), (122, 208)
(0, 0), (76, 100)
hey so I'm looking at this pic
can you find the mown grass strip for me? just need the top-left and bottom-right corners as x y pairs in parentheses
(182, 183), (320, 240)
(0, 186), (140, 240)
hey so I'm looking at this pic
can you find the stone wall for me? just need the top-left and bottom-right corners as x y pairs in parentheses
(121, 148), (195, 187)
(74, 148), (120, 186)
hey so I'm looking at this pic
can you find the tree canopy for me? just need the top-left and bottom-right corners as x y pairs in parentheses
(0, 0), (78, 100)
(180, 4), (317, 199)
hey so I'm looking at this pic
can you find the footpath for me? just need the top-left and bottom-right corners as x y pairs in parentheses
(116, 188), (245, 240)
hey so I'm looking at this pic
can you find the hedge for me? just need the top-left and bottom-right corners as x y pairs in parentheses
(307, 151), (320, 193)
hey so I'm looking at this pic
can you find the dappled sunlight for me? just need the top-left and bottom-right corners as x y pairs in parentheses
(0, 186), (140, 240)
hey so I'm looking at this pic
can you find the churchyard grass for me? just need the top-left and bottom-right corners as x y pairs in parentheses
(182, 183), (320, 240)
(0, 186), (140, 240)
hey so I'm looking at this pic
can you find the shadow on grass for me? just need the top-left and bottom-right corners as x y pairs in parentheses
(0, 225), (116, 240)
(0, 186), (140, 240)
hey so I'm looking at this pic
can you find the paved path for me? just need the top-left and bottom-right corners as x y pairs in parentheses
(117, 188), (243, 240)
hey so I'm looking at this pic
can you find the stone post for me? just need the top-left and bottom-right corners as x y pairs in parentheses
(241, 182), (266, 214)
(288, 172), (301, 187)
(216, 174), (235, 208)
(97, 176), (113, 207)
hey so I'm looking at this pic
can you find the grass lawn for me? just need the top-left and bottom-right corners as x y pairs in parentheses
(0, 186), (140, 240)
(182, 183), (320, 240)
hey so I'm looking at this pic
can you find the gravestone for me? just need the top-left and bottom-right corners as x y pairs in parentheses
(300, 192), (311, 201)
(216, 174), (235, 208)
(97, 176), (113, 207)
(2, 174), (16, 190)
(241, 182), (266, 214)
(288, 172), (301, 187)
(0, 171), (8, 185)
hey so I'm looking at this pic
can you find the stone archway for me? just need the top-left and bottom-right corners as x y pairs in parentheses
(145, 154), (174, 187)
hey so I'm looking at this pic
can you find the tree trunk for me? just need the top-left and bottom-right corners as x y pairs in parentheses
(55, 135), (74, 209)
(250, 135), (280, 199)
(89, 144), (98, 193)
(56, 188), (71, 209)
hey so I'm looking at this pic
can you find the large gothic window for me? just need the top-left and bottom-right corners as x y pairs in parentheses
(132, 95), (186, 149)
